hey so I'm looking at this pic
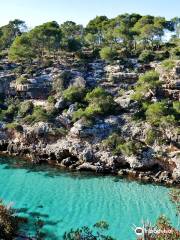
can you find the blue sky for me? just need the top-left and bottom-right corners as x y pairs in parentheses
(0, 0), (179, 27)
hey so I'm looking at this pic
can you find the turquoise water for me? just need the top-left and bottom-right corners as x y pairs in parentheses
(0, 157), (178, 239)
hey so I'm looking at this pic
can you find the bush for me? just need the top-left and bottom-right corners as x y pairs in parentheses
(53, 71), (73, 92)
(173, 101), (180, 114)
(24, 106), (51, 123)
(6, 123), (23, 132)
(170, 47), (180, 59)
(145, 102), (168, 126)
(102, 133), (123, 150)
(73, 87), (117, 121)
(115, 141), (135, 156)
(63, 86), (86, 103)
(67, 38), (82, 52)
(132, 71), (160, 102)
(0, 104), (18, 122)
(145, 129), (157, 145)
(47, 96), (55, 104)
(18, 101), (34, 117)
(85, 87), (109, 102)
(100, 47), (117, 61)
(154, 51), (169, 61)
(161, 59), (176, 71)
(139, 50), (154, 63)
(16, 76), (29, 84)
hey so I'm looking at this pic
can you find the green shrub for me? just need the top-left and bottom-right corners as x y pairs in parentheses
(16, 76), (29, 84)
(63, 86), (86, 103)
(18, 101), (34, 117)
(0, 104), (18, 122)
(145, 102), (168, 126)
(139, 50), (154, 63)
(73, 87), (117, 121)
(145, 129), (157, 145)
(132, 71), (160, 101)
(161, 59), (176, 71)
(100, 47), (117, 61)
(102, 133), (123, 150)
(49, 127), (67, 137)
(154, 51), (169, 61)
(173, 101), (180, 114)
(24, 106), (51, 123)
(6, 123), (23, 132)
(85, 87), (109, 102)
(170, 47), (180, 59)
(53, 71), (73, 92)
(115, 141), (135, 156)
(47, 96), (55, 104)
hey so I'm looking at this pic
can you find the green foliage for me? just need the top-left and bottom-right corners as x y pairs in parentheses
(63, 86), (86, 103)
(73, 87), (117, 121)
(173, 101), (180, 114)
(132, 70), (159, 101)
(115, 141), (137, 156)
(66, 38), (82, 52)
(161, 59), (176, 71)
(16, 76), (28, 84)
(145, 101), (172, 126)
(9, 33), (35, 63)
(102, 133), (123, 151)
(102, 133), (141, 156)
(5, 14), (177, 64)
(0, 104), (18, 122)
(100, 47), (117, 61)
(24, 106), (51, 123)
(0, 19), (26, 50)
(6, 123), (23, 132)
(9, 21), (61, 64)
(47, 96), (55, 104)
(138, 50), (154, 63)
(85, 87), (109, 102)
(171, 46), (180, 59)
(18, 101), (34, 117)
(53, 71), (73, 93)
(145, 129), (157, 145)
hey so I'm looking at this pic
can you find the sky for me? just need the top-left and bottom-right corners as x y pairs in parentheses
(0, 0), (179, 28)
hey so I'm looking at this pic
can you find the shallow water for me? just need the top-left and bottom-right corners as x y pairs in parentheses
(0, 157), (178, 239)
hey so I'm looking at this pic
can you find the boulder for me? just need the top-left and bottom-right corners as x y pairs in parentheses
(82, 149), (94, 162)
(55, 97), (67, 110)
(70, 76), (86, 88)
(77, 163), (97, 172)
(66, 103), (78, 117)
(61, 157), (75, 167)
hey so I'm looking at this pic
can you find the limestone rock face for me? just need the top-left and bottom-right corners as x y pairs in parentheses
(115, 90), (134, 109)
(0, 57), (179, 186)
(33, 122), (50, 135)
(65, 103), (78, 117)
(70, 76), (86, 88)
(156, 60), (180, 100)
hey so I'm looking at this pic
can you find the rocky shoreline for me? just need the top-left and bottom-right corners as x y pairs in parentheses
(0, 138), (179, 187)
